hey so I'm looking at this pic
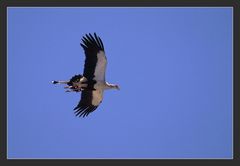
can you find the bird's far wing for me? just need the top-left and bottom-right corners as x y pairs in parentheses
(74, 89), (103, 117)
(80, 33), (107, 81)
(94, 50), (107, 81)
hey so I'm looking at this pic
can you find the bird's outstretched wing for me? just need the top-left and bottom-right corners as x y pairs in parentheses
(74, 89), (103, 117)
(80, 33), (107, 82)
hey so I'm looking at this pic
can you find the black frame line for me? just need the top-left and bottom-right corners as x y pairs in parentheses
(0, 0), (239, 166)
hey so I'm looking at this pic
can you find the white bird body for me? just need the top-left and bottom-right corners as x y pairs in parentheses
(52, 33), (119, 117)
(70, 77), (88, 91)
(91, 89), (103, 106)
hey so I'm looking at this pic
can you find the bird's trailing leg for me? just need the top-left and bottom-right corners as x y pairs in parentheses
(64, 85), (83, 92)
(64, 86), (73, 89)
(65, 89), (74, 92)
(65, 89), (81, 92)
(52, 78), (96, 92)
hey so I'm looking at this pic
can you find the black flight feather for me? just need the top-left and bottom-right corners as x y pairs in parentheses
(80, 33), (105, 81)
(74, 90), (99, 118)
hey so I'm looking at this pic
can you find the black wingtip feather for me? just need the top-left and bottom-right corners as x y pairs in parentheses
(74, 104), (98, 118)
(85, 34), (92, 42)
(80, 33), (104, 51)
(94, 33), (102, 49)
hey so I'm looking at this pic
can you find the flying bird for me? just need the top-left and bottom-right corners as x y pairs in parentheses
(52, 33), (119, 117)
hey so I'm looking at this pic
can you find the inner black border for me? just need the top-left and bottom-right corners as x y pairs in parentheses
(1, 0), (239, 165)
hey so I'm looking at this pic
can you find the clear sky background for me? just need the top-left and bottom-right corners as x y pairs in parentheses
(8, 7), (232, 159)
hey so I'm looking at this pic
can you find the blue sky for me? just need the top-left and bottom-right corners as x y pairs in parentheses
(8, 7), (233, 159)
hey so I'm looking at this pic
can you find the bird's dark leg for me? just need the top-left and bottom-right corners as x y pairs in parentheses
(66, 90), (81, 92)
(65, 85), (84, 92)
(65, 88), (82, 92)
(64, 86), (73, 89)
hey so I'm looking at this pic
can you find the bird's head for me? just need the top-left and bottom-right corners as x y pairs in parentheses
(107, 82), (120, 90)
